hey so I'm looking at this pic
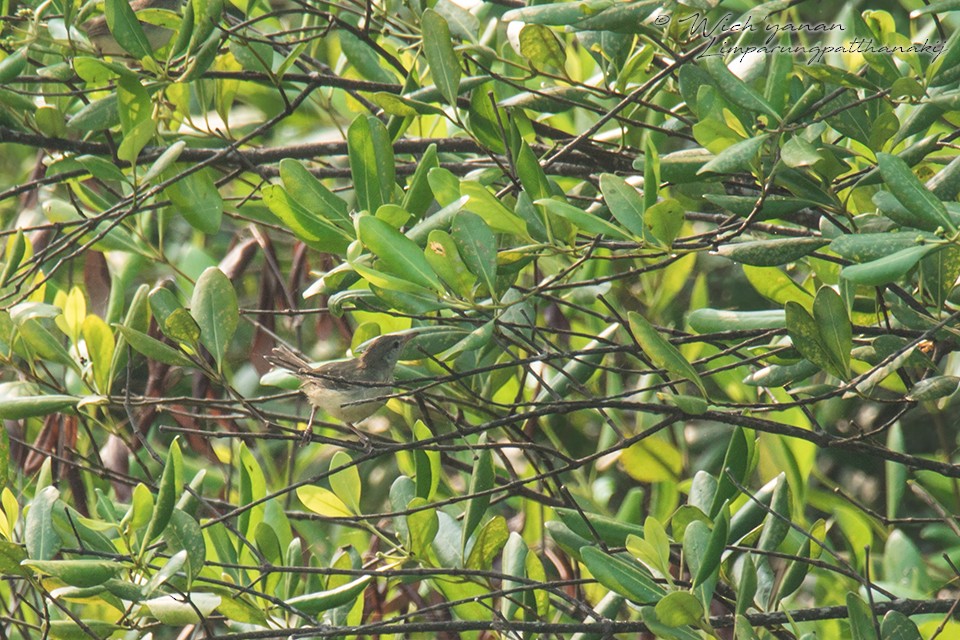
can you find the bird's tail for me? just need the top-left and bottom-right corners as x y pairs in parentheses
(265, 345), (312, 373)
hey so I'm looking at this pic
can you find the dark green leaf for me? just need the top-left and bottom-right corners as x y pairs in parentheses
(877, 153), (955, 232)
(627, 311), (706, 396)
(687, 309), (785, 333)
(580, 547), (665, 603)
(451, 212), (498, 300)
(846, 592), (880, 640)
(840, 244), (941, 286)
(717, 238), (828, 266)
(25, 486), (61, 561)
(358, 216), (444, 292)
(164, 170), (223, 235)
(105, 0), (152, 58)
(22, 559), (124, 588)
(114, 325), (193, 367)
(348, 115), (396, 213)
(422, 10), (461, 106)
(599, 174), (646, 238)
(698, 135), (770, 175)
(462, 439), (494, 551)
(190, 267), (238, 369)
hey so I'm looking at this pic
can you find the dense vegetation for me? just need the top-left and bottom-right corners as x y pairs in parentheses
(0, 0), (959, 637)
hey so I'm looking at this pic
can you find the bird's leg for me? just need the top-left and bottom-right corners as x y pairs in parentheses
(346, 422), (371, 452)
(299, 406), (316, 446)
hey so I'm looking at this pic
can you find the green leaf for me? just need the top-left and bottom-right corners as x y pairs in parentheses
(370, 91), (445, 117)
(0, 50), (27, 84)
(358, 215), (444, 292)
(627, 311), (706, 396)
(781, 136), (821, 168)
(339, 31), (399, 85)
(655, 591), (704, 628)
(81, 315), (115, 394)
(329, 451), (361, 515)
(461, 181), (529, 237)
(640, 606), (704, 640)
(424, 230), (477, 298)
(785, 300), (846, 380)
(757, 475), (790, 553)
(164, 509), (205, 582)
(422, 10), (461, 106)
(406, 497), (439, 558)
(20, 319), (78, 370)
(693, 503), (729, 587)
(348, 115), (396, 213)
(907, 376), (960, 401)
(704, 194), (813, 220)
(190, 267), (238, 369)
(847, 592), (880, 640)
(0, 541), (28, 577)
(921, 244), (960, 310)
(599, 174), (646, 238)
(687, 309), (785, 333)
(262, 184), (352, 255)
(285, 575), (372, 615)
(501, 533), (527, 620)
(0, 394), (76, 419)
(643, 516), (670, 575)
(515, 142), (551, 202)
(142, 439), (181, 552)
(840, 244), (941, 286)
(451, 211), (498, 300)
(716, 238), (828, 267)
(465, 515), (508, 569)
(47, 621), (125, 640)
(413, 420), (441, 501)
(701, 57), (780, 120)
(743, 265), (813, 306)
(644, 198), (684, 247)
(877, 152), (955, 232)
(114, 325), (193, 367)
(813, 287), (852, 379)
(23, 559), (125, 588)
(880, 610), (922, 640)
(518, 24), (566, 70)
(622, 437), (682, 483)
(710, 428), (749, 518)
(279, 159), (353, 233)
(25, 486), (61, 561)
(105, 0), (152, 58)
(462, 438), (495, 551)
(736, 554), (757, 617)
(142, 592), (221, 624)
(402, 144), (440, 218)
(536, 198), (630, 240)
(698, 134), (769, 175)
(580, 547), (665, 603)
(297, 486), (352, 518)
(164, 169), (223, 235)
(830, 232), (933, 263)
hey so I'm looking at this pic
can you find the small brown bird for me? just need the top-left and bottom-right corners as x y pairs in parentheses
(82, 0), (181, 56)
(266, 333), (412, 441)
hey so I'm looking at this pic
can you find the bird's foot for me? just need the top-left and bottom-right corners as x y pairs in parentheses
(347, 423), (372, 453)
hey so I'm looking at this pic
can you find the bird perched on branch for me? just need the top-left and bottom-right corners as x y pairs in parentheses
(266, 333), (412, 443)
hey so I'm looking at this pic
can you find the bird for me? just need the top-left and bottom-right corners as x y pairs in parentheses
(265, 333), (412, 444)
(82, 0), (182, 57)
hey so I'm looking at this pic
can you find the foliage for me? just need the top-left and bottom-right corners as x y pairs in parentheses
(0, 0), (958, 638)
